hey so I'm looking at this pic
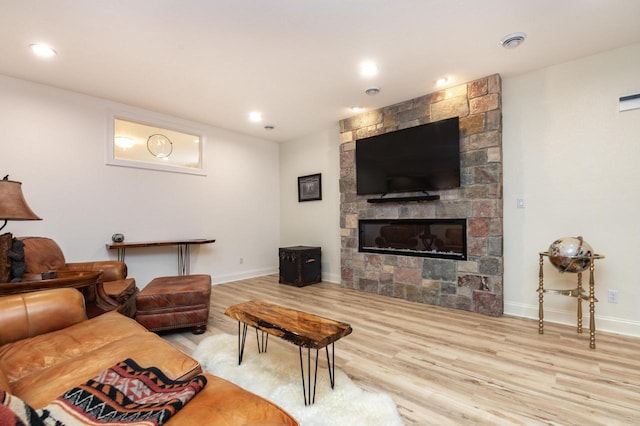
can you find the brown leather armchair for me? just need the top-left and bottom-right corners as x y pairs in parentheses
(0, 236), (138, 318)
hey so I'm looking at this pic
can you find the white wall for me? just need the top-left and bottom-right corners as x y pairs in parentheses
(0, 75), (281, 288)
(503, 43), (640, 336)
(279, 126), (341, 283)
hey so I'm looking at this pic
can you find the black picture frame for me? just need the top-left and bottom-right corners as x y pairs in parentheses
(298, 173), (322, 202)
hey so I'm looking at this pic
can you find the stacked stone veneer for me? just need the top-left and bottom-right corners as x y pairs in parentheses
(339, 74), (503, 316)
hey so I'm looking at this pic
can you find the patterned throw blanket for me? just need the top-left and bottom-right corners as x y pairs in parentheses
(0, 359), (207, 426)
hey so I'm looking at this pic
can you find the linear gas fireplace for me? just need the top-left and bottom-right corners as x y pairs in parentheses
(359, 219), (466, 260)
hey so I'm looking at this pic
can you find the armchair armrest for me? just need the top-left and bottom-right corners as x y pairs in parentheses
(0, 288), (87, 346)
(65, 260), (128, 282)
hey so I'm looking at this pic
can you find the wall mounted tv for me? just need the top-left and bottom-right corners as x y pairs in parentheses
(355, 116), (460, 196)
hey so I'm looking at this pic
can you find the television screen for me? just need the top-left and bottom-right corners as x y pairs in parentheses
(355, 116), (460, 195)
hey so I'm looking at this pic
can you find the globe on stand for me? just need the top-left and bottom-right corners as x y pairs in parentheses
(547, 236), (593, 273)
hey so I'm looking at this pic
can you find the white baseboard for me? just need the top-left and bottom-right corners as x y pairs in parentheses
(505, 301), (640, 338)
(322, 272), (340, 284)
(214, 268), (341, 286)
(212, 267), (278, 285)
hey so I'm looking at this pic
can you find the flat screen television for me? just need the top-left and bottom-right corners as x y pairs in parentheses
(355, 116), (460, 195)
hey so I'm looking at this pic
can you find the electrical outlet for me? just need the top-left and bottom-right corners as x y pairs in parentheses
(608, 289), (619, 304)
(239, 257), (244, 265)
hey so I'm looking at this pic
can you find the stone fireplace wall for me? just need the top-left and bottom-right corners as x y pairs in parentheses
(339, 74), (503, 316)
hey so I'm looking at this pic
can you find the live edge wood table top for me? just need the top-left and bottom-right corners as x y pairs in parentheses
(224, 300), (353, 405)
(224, 300), (352, 349)
(106, 238), (216, 249)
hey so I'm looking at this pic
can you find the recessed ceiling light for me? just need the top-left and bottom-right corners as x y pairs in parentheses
(500, 32), (527, 49)
(29, 43), (57, 58)
(436, 77), (449, 87)
(360, 61), (378, 77)
(249, 111), (263, 122)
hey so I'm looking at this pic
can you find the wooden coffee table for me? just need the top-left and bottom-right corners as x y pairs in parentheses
(224, 300), (352, 405)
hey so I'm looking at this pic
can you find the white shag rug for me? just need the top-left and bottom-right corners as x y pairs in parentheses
(193, 333), (404, 426)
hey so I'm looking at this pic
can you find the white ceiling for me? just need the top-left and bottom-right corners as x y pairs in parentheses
(1, 0), (640, 142)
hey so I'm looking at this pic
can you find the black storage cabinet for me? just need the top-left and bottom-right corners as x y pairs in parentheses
(279, 246), (321, 287)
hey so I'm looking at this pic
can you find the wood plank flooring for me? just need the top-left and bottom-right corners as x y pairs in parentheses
(162, 275), (640, 425)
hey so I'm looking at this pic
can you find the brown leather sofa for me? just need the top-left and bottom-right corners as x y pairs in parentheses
(0, 288), (299, 425)
(0, 236), (138, 318)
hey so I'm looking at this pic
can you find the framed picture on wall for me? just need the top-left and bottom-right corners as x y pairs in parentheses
(298, 173), (322, 202)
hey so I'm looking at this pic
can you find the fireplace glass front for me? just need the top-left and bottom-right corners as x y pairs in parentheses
(358, 219), (466, 260)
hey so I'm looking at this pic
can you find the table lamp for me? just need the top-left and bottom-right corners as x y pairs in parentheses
(0, 176), (42, 282)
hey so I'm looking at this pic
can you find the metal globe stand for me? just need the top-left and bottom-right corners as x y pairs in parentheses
(537, 252), (605, 349)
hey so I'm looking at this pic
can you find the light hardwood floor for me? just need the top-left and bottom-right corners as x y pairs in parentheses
(162, 275), (640, 425)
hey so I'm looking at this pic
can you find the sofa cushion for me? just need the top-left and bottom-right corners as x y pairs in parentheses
(0, 311), (147, 384)
(0, 288), (87, 347)
(168, 373), (299, 426)
(39, 359), (206, 425)
(10, 332), (202, 409)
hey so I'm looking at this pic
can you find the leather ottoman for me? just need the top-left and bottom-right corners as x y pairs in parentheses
(135, 274), (211, 334)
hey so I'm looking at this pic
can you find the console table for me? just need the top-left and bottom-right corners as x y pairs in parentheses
(106, 239), (215, 276)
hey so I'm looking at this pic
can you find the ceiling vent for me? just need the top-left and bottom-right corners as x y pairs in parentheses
(365, 87), (380, 96)
(619, 93), (640, 112)
(500, 32), (527, 49)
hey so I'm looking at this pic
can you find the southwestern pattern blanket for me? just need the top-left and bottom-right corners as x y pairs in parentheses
(1, 359), (207, 426)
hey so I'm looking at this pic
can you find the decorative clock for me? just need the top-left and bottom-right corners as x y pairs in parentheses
(147, 134), (173, 158)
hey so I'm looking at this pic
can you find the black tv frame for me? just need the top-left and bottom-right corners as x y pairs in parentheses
(355, 116), (460, 197)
